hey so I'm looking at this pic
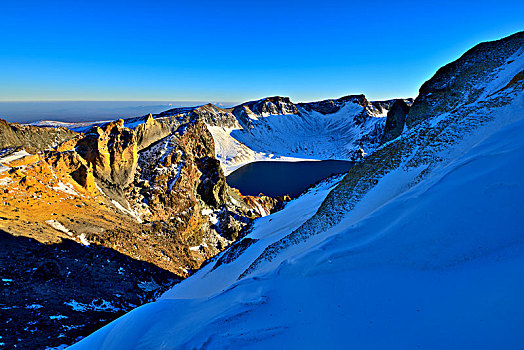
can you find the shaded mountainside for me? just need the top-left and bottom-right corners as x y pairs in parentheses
(0, 231), (177, 350)
(70, 32), (524, 349)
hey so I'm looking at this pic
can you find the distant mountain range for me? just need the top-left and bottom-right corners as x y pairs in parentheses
(21, 94), (414, 175)
(0, 101), (233, 124)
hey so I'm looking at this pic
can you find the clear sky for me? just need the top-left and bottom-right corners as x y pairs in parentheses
(1, 0), (523, 103)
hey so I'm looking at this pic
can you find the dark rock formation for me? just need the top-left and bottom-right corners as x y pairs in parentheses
(197, 156), (228, 207)
(381, 99), (411, 144)
(372, 98), (414, 116)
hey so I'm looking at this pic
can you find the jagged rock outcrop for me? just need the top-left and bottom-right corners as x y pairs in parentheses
(0, 118), (77, 152)
(76, 119), (138, 188)
(380, 99), (411, 144)
(134, 114), (173, 151)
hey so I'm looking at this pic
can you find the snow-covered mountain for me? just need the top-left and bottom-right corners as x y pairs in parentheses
(71, 31), (524, 349)
(23, 96), (412, 175)
(153, 96), (412, 174)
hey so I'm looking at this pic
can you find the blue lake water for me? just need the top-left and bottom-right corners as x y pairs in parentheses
(226, 160), (354, 197)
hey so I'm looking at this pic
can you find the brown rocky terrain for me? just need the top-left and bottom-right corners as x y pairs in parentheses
(0, 112), (285, 348)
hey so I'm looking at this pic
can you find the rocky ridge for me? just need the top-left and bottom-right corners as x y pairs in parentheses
(0, 119), (77, 152)
(240, 30), (524, 277)
(155, 95), (413, 174)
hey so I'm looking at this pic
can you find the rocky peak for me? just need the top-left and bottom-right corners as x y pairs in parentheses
(338, 94), (370, 107)
(298, 94), (369, 115)
(134, 114), (173, 151)
(190, 104), (239, 128)
(235, 96), (299, 117)
(76, 119), (138, 188)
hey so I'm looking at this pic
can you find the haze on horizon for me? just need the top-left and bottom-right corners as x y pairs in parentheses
(1, 0), (523, 103)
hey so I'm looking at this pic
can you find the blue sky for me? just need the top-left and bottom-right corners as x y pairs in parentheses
(1, 0), (523, 102)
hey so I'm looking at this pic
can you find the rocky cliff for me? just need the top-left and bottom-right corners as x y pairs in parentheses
(380, 99), (411, 144)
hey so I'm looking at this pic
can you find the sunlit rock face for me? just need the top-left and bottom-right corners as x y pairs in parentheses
(76, 119), (138, 188)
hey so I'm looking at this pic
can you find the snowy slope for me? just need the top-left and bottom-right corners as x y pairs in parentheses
(206, 125), (310, 174)
(71, 33), (524, 349)
(210, 98), (389, 174)
(71, 95), (524, 350)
